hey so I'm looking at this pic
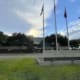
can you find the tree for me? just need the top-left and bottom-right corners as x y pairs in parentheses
(45, 34), (68, 47)
(57, 34), (68, 46)
(6, 33), (34, 52)
(70, 40), (79, 48)
(0, 31), (8, 46)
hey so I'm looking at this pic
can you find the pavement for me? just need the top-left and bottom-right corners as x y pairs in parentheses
(0, 53), (41, 59)
(0, 50), (80, 59)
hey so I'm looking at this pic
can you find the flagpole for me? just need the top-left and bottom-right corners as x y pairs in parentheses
(64, 8), (70, 49)
(42, 4), (45, 53)
(66, 16), (70, 49)
(40, 2), (45, 53)
(54, 0), (58, 52)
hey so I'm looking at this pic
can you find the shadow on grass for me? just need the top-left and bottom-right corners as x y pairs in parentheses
(24, 71), (41, 80)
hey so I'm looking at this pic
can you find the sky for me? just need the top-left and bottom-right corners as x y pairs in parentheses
(0, 0), (80, 40)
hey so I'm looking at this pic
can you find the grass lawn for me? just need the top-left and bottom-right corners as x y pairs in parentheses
(0, 58), (80, 80)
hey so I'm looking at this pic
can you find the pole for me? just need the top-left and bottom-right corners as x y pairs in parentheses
(42, 4), (45, 53)
(66, 18), (70, 49)
(40, 0), (45, 53)
(64, 8), (70, 49)
(54, 0), (58, 52)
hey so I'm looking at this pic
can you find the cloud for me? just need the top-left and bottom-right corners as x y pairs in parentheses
(14, 0), (58, 37)
(69, 20), (80, 40)
(4, 32), (12, 36)
(59, 31), (66, 36)
(16, 10), (43, 37)
(59, 20), (80, 40)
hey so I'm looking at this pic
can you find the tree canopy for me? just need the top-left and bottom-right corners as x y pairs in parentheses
(45, 34), (68, 47)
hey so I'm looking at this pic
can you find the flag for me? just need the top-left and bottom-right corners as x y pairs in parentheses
(64, 8), (67, 18)
(78, 17), (80, 19)
(54, 0), (56, 13)
(40, 4), (44, 16)
(54, 4), (56, 13)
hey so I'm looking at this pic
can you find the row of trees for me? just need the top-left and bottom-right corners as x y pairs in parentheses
(0, 31), (79, 49)
(45, 34), (68, 47)
(0, 31), (33, 47)
(0, 31), (34, 52)
(44, 34), (79, 48)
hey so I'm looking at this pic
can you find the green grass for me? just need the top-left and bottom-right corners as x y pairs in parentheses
(0, 58), (80, 80)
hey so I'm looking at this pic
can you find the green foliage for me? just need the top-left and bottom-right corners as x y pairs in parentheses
(0, 31), (34, 48)
(70, 40), (79, 48)
(0, 31), (8, 46)
(0, 32), (34, 53)
(45, 34), (68, 47)
(6, 33), (33, 46)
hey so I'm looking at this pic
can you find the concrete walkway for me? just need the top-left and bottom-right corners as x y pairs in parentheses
(0, 50), (79, 59)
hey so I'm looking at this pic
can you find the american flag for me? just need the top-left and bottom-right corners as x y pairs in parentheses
(54, 0), (56, 13)
(40, 4), (44, 16)
(64, 8), (67, 18)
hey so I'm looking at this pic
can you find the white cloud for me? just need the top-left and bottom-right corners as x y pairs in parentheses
(15, 0), (58, 37)
(69, 20), (80, 40)
(4, 32), (12, 36)
(59, 31), (66, 36)
(59, 20), (80, 40)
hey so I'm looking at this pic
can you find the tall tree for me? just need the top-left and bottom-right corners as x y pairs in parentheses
(70, 40), (79, 48)
(6, 33), (34, 50)
(0, 31), (8, 46)
(45, 34), (68, 47)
